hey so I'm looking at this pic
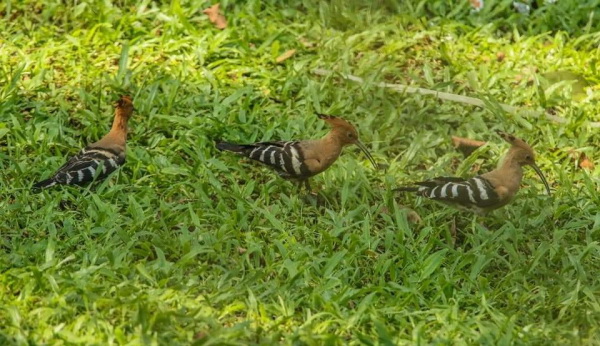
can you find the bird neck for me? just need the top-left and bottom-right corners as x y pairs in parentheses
(496, 150), (524, 190)
(321, 129), (347, 150)
(107, 110), (129, 144)
(312, 129), (345, 164)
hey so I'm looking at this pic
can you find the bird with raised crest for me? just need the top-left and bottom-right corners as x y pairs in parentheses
(395, 131), (551, 215)
(216, 113), (378, 190)
(33, 95), (135, 190)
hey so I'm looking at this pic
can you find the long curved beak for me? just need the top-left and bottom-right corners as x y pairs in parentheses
(355, 140), (378, 169)
(531, 163), (551, 196)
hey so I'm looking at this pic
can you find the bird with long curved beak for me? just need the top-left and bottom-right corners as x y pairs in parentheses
(216, 113), (378, 190)
(396, 131), (551, 215)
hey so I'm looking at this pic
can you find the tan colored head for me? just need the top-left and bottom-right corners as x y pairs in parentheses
(317, 113), (377, 168)
(108, 95), (135, 134)
(497, 131), (537, 166)
(497, 131), (551, 195)
(115, 95), (135, 120)
(317, 113), (359, 145)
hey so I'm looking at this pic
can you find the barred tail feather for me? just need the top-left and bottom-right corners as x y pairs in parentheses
(32, 178), (57, 190)
(394, 186), (420, 193)
(215, 142), (251, 153)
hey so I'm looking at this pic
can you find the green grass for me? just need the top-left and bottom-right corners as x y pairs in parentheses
(1, 0), (600, 344)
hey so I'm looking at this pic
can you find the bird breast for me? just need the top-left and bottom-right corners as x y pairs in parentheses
(298, 140), (343, 175)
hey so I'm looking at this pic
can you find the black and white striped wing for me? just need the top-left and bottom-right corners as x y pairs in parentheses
(246, 141), (312, 179)
(51, 147), (124, 185)
(416, 176), (501, 208)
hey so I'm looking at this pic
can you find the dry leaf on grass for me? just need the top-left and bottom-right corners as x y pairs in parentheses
(568, 150), (595, 171)
(276, 49), (296, 63)
(365, 249), (378, 258)
(194, 332), (208, 340)
(406, 209), (422, 224)
(203, 3), (227, 29)
(496, 52), (505, 62)
(299, 37), (316, 48)
(469, 0), (484, 11)
(380, 206), (421, 224)
(579, 152), (595, 171)
(451, 136), (486, 156)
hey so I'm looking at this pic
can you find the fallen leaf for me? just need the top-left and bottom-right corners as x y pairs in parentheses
(194, 332), (207, 340)
(469, 0), (484, 11)
(579, 152), (595, 171)
(496, 52), (505, 62)
(299, 37), (316, 48)
(406, 209), (422, 224)
(276, 49), (296, 63)
(365, 249), (378, 258)
(514, 74), (523, 83)
(237, 247), (247, 255)
(567, 150), (595, 171)
(203, 3), (227, 29)
(227, 71), (238, 81)
(387, 204), (421, 224)
(451, 136), (486, 156)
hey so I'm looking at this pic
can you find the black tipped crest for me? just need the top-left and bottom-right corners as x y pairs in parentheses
(496, 130), (536, 153)
(316, 113), (336, 121)
(115, 95), (133, 109)
(315, 113), (357, 131)
(496, 130), (517, 142)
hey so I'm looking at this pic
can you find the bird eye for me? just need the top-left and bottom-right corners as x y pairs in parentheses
(525, 155), (532, 160)
(347, 132), (354, 138)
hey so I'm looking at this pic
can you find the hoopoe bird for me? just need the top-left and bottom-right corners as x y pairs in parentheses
(216, 113), (377, 190)
(33, 95), (135, 190)
(396, 131), (551, 215)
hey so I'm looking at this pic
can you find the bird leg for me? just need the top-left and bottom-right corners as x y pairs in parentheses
(295, 179), (312, 192)
(303, 179), (312, 192)
(297, 179), (324, 207)
(450, 216), (457, 244)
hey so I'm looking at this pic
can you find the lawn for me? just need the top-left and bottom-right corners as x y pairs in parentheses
(1, 0), (600, 344)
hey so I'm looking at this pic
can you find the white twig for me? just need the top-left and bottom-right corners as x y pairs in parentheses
(312, 68), (600, 128)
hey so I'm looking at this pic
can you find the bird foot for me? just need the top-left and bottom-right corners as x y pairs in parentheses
(450, 217), (457, 243)
(301, 189), (332, 208)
